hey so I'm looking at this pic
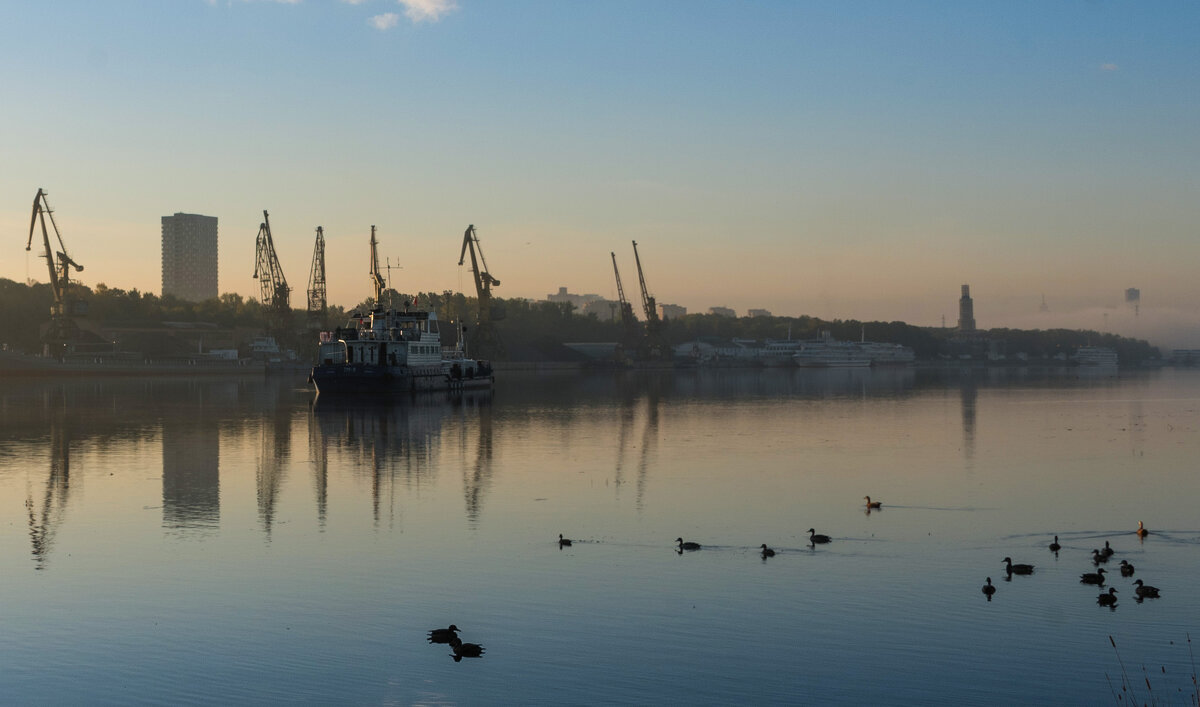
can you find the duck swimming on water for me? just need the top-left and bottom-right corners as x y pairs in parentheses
(1132, 579), (1160, 599)
(759, 543), (776, 558)
(448, 636), (485, 661)
(1119, 560), (1135, 577)
(1091, 549), (1109, 565)
(1136, 521), (1149, 538)
(807, 529), (831, 544)
(427, 625), (460, 644)
(1048, 536), (1061, 552)
(1080, 568), (1107, 585)
(1097, 588), (1118, 608)
(864, 496), (882, 509)
(1002, 557), (1034, 575)
(1100, 541), (1115, 559)
(558, 534), (572, 547)
(982, 577), (996, 600)
(676, 538), (701, 551)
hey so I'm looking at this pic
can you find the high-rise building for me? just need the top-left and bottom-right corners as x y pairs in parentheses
(162, 213), (218, 301)
(958, 284), (976, 333)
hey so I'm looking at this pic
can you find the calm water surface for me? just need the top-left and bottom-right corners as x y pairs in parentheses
(3, 368), (1199, 705)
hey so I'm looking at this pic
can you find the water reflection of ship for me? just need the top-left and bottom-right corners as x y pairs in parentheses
(312, 393), (481, 525)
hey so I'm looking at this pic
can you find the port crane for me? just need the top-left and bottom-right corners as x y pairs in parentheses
(458, 224), (504, 359)
(26, 188), (85, 352)
(631, 240), (668, 358)
(368, 225), (386, 306)
(252, 210), (291, 328)
(610, 251), (640, 357)
(306, 226), (327, 325)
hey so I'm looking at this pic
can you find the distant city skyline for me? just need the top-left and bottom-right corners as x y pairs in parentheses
(3, 3), (1198, 346)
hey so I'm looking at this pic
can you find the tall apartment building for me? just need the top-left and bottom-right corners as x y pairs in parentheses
(162, 213), (218, 302)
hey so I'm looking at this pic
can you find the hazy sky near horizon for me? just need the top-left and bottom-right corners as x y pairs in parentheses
(3, 1), (1198, 343)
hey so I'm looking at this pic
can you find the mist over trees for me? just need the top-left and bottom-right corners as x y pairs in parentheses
(0, 278), (1161, 364)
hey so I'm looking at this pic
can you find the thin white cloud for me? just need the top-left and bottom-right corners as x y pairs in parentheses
(370, 12), (400, 30)
(1100, 63), (1118, 71)
(398, 0), (457, 23)
(341, 0), (368, 4)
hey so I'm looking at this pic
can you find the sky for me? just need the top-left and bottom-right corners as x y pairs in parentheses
(2, 1), (1199, 345)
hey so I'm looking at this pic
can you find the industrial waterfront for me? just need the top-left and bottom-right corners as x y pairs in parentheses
(3, 367), (1198, 704)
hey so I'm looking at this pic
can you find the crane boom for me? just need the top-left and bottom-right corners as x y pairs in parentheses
(631, 240), (659, 324)
(253, 210), (290, 318)
(611, 252), (636, 328)
(369, 225), (385, 306)
(459, 225), (500, 299)
(26, 189), (84, 314)
(307, 226), (326, 318)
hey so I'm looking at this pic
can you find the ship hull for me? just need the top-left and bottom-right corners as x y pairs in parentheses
(310, 363), (493, 395)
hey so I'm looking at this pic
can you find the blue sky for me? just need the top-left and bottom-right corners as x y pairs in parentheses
(3, 1), (1198, 343)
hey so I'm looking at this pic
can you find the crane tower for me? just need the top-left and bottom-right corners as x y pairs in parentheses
(26, 188), (86, 354)
(631, 240), (668, 359)
(307, 226), (327, 325)
(458, 225), (505, 359)
(253, 210), (291, 330)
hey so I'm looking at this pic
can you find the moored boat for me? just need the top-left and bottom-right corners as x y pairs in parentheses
(308, 226), (493, 397)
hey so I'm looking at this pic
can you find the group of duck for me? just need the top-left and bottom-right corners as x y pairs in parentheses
(982, 521), (1162, 609)
(427, 625), (485, 662)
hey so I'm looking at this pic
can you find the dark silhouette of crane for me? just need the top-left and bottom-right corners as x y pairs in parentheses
(26, 188), (86, 354)
(631, 240), (668, 359)
(253, 210), (291, 331)
(611, 251), (640, 360)
(458, 225), (504, 359)
(306, 226), (327, 326)
(369, 225), (386, 307)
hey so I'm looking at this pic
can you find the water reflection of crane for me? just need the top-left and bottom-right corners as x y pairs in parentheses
(636, 381), (662, 511)
(27, 403), (73, 570)
(257, 406), (292, 536)
(308, 402), (328, 529)
(461, 396), (494, 526)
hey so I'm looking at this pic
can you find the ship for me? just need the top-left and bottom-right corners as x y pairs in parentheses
(307, 227), (493, 396)
(309, 306), (493, 395)
(793, 336), (872, 368)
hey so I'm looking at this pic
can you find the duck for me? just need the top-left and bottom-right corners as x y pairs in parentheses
(1118, 559), (1135, 577)
(1048, 535), (1061, 552)
(1079, 568), (1107, 585)
(863, 496), (882, 509)
(1136, 521), (1149, 538)
(1002, 557), (1034, 575)
(982, 577), (996, 600)
(1132, 579), (1160, 599)
(807, 528), (831, 544)
(558, 534), (572, 547)
(1097, 588), (1118, 607)
(1091, 549), (1109, 565)
(448, 636), (485, 661)
(427, 625), (460, 644)
(1100, 541), (1115, 559)
(676, 538), (702, 551)
(759, 543), (776, 558)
